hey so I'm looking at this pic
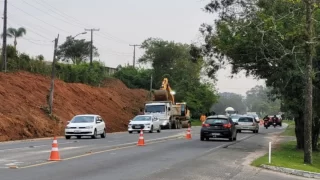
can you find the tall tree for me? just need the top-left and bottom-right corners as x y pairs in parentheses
(2, 27), (26, 50)
(138, 37), (218, 117)
(57, 36), (99, 64)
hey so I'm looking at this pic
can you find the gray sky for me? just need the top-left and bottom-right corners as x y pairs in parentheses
(4, 0), (265, 95)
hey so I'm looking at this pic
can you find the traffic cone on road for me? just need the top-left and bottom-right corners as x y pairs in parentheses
(48, 136), (61, 161)
(137, 129), (145, 146)
(186, 125), (192, 139)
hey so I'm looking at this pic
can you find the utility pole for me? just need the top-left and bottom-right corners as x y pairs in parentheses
(85, 28), (99, 66)
(129, 44), (141, 68)
(1, 0), (7, 72)
(48, 34), (59, 115)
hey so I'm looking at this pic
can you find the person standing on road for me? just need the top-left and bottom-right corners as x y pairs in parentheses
(138, 108), (144, 115)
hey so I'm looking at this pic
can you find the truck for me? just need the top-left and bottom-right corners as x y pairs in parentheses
(144, 78), (191, 129)
(225, 107), (237, 116)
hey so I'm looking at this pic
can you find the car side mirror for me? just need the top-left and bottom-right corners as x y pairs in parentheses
(67, 121), (70, 124)
(96, 120), (101, 124)
(129, 120), (132, 122)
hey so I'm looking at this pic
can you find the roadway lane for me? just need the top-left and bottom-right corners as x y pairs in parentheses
(0, 128), (190, 168)
(0, 130), (254, 180)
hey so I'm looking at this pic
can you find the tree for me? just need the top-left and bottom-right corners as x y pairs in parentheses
(138, 37), (218, 118)
(210, 92), (247, 114)
(2, 27), (26, 50)
(57, 36), (99, 64)
(200, 0), (319, 163)
(245, 85), (281, 116)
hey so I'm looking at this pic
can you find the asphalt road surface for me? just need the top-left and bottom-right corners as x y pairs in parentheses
(0, 124), (308, 180)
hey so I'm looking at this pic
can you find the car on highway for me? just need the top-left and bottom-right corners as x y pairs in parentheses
(229, 114), (243, 122)
(236, 116), (259, 133)
(200, 115), (238, 141)
(245, 113), (260, 123)
(128, 115), (161, 133)
(65, 114), (106, 139)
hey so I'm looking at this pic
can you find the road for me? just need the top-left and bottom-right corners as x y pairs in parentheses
(0, 125), (308, 180)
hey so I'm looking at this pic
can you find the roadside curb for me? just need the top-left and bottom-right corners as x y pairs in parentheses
(260, 164), (320, 179)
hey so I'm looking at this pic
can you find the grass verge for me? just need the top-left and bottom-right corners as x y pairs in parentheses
(190, 119), (202, 126)
(281, 120), (295, 136)
(252, 141), (320, 173)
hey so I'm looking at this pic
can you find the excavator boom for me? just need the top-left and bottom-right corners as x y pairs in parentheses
(153, 78), (175, 104)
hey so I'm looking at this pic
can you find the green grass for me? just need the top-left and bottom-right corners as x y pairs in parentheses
(252, 141), (320, 173)
(281, 120), (295, 136)
(190, 119), (202, 126)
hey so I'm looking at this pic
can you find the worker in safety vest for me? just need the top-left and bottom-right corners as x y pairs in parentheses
(200, 114), (206, 123)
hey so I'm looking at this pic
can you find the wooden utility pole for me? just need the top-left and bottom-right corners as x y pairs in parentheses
(1, 0), (7, 72)
(84, 28), (99, 66)
(129, 44), (141, 68)
(48, 34), (59, 115)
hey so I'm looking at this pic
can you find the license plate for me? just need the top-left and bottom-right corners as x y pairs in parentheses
(212, 133), (220, 136)
(74, 130), (81, 133)
(135, 126), (141, 129)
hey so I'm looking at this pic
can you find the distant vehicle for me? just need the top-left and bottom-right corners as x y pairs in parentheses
(268, 115), (282, 127)
(65, 114), (106, 139)
(225, 107), (237, 116)
(200, 115), (238, 141)
(245, 113), (260, 123)
(236, 116), (259, 133)
(229, 114), (243, 123)
(128, 115), (161, 133)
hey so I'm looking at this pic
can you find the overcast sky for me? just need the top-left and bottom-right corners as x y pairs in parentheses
(3, 0), (265, 95)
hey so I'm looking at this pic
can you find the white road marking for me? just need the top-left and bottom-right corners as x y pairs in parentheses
(0, 142), (75, 152)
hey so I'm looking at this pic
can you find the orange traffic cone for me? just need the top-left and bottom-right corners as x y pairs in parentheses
(137, 129), (145, 146)
(186, 125), (192, 139)
(48, 136), (61, 161)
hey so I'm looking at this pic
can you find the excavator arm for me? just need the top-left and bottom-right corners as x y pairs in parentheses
(153, 78), (175, 104)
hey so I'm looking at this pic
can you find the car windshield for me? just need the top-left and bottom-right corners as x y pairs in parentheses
(205, 118), (228, 124)
(238, 117), (253, 122)
(71, 116), (95, 123)
(145, 105), (165, 113)
(132, 116), (152, 121)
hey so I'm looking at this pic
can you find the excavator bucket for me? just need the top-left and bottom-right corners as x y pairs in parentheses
(153, 90), (168, 101)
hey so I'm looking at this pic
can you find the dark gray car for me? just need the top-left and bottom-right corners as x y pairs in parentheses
(200, 115), (238, 141)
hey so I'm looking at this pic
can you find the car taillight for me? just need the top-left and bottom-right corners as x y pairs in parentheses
(223, 123), (231, 128)
(202, 124), (210, 127)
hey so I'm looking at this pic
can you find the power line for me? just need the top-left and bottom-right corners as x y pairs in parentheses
(34, 0), (132, 44)
(8, 2), (71, 34)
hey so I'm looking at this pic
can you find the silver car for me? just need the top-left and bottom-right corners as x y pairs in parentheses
(236, 116), (259, 133)
(230, 114), (243, 123)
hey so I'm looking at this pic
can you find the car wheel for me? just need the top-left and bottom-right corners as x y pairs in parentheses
(229, 136), (233, 141)
(76, 136), (81, 139)
(65, 136), (71, 140)
(200, 136), (205, 141)
(256, 129), (259, 134)
(91, 129), (98, 139)
(205, 137), (210, 141)
(101, 129), (106, 138)
(128, 131), (133, 134)
(149, 126), (154, 133)
(157, 126), (161, 133)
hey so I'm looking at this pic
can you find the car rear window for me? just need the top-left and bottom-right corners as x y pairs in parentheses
(205, 118), (228, 124)
(238, 117), (253, 122)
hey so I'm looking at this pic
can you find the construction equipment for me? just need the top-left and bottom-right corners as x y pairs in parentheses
(144, 78), (191, 129)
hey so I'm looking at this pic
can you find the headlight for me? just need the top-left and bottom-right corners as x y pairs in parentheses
(85, 126), (93, 129)
(65, 126), (71, 129)
(145, 123), (150, 125)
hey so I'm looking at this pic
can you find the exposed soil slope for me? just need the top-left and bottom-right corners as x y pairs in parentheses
(0, 71), (148, 141)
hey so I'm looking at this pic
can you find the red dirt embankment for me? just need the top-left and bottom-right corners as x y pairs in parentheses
(0, 71), (148, 141)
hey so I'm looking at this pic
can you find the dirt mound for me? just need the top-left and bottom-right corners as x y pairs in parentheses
(0, 71), (148, 141)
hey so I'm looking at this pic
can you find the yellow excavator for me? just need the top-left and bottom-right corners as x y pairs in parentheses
(146, 78), (191, 129)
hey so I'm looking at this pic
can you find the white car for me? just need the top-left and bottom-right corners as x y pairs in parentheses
(65, 114), (106, 139)
(128, 115), (161, 133)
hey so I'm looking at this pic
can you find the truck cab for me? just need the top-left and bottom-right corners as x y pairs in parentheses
(144, 101), (172, 129)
